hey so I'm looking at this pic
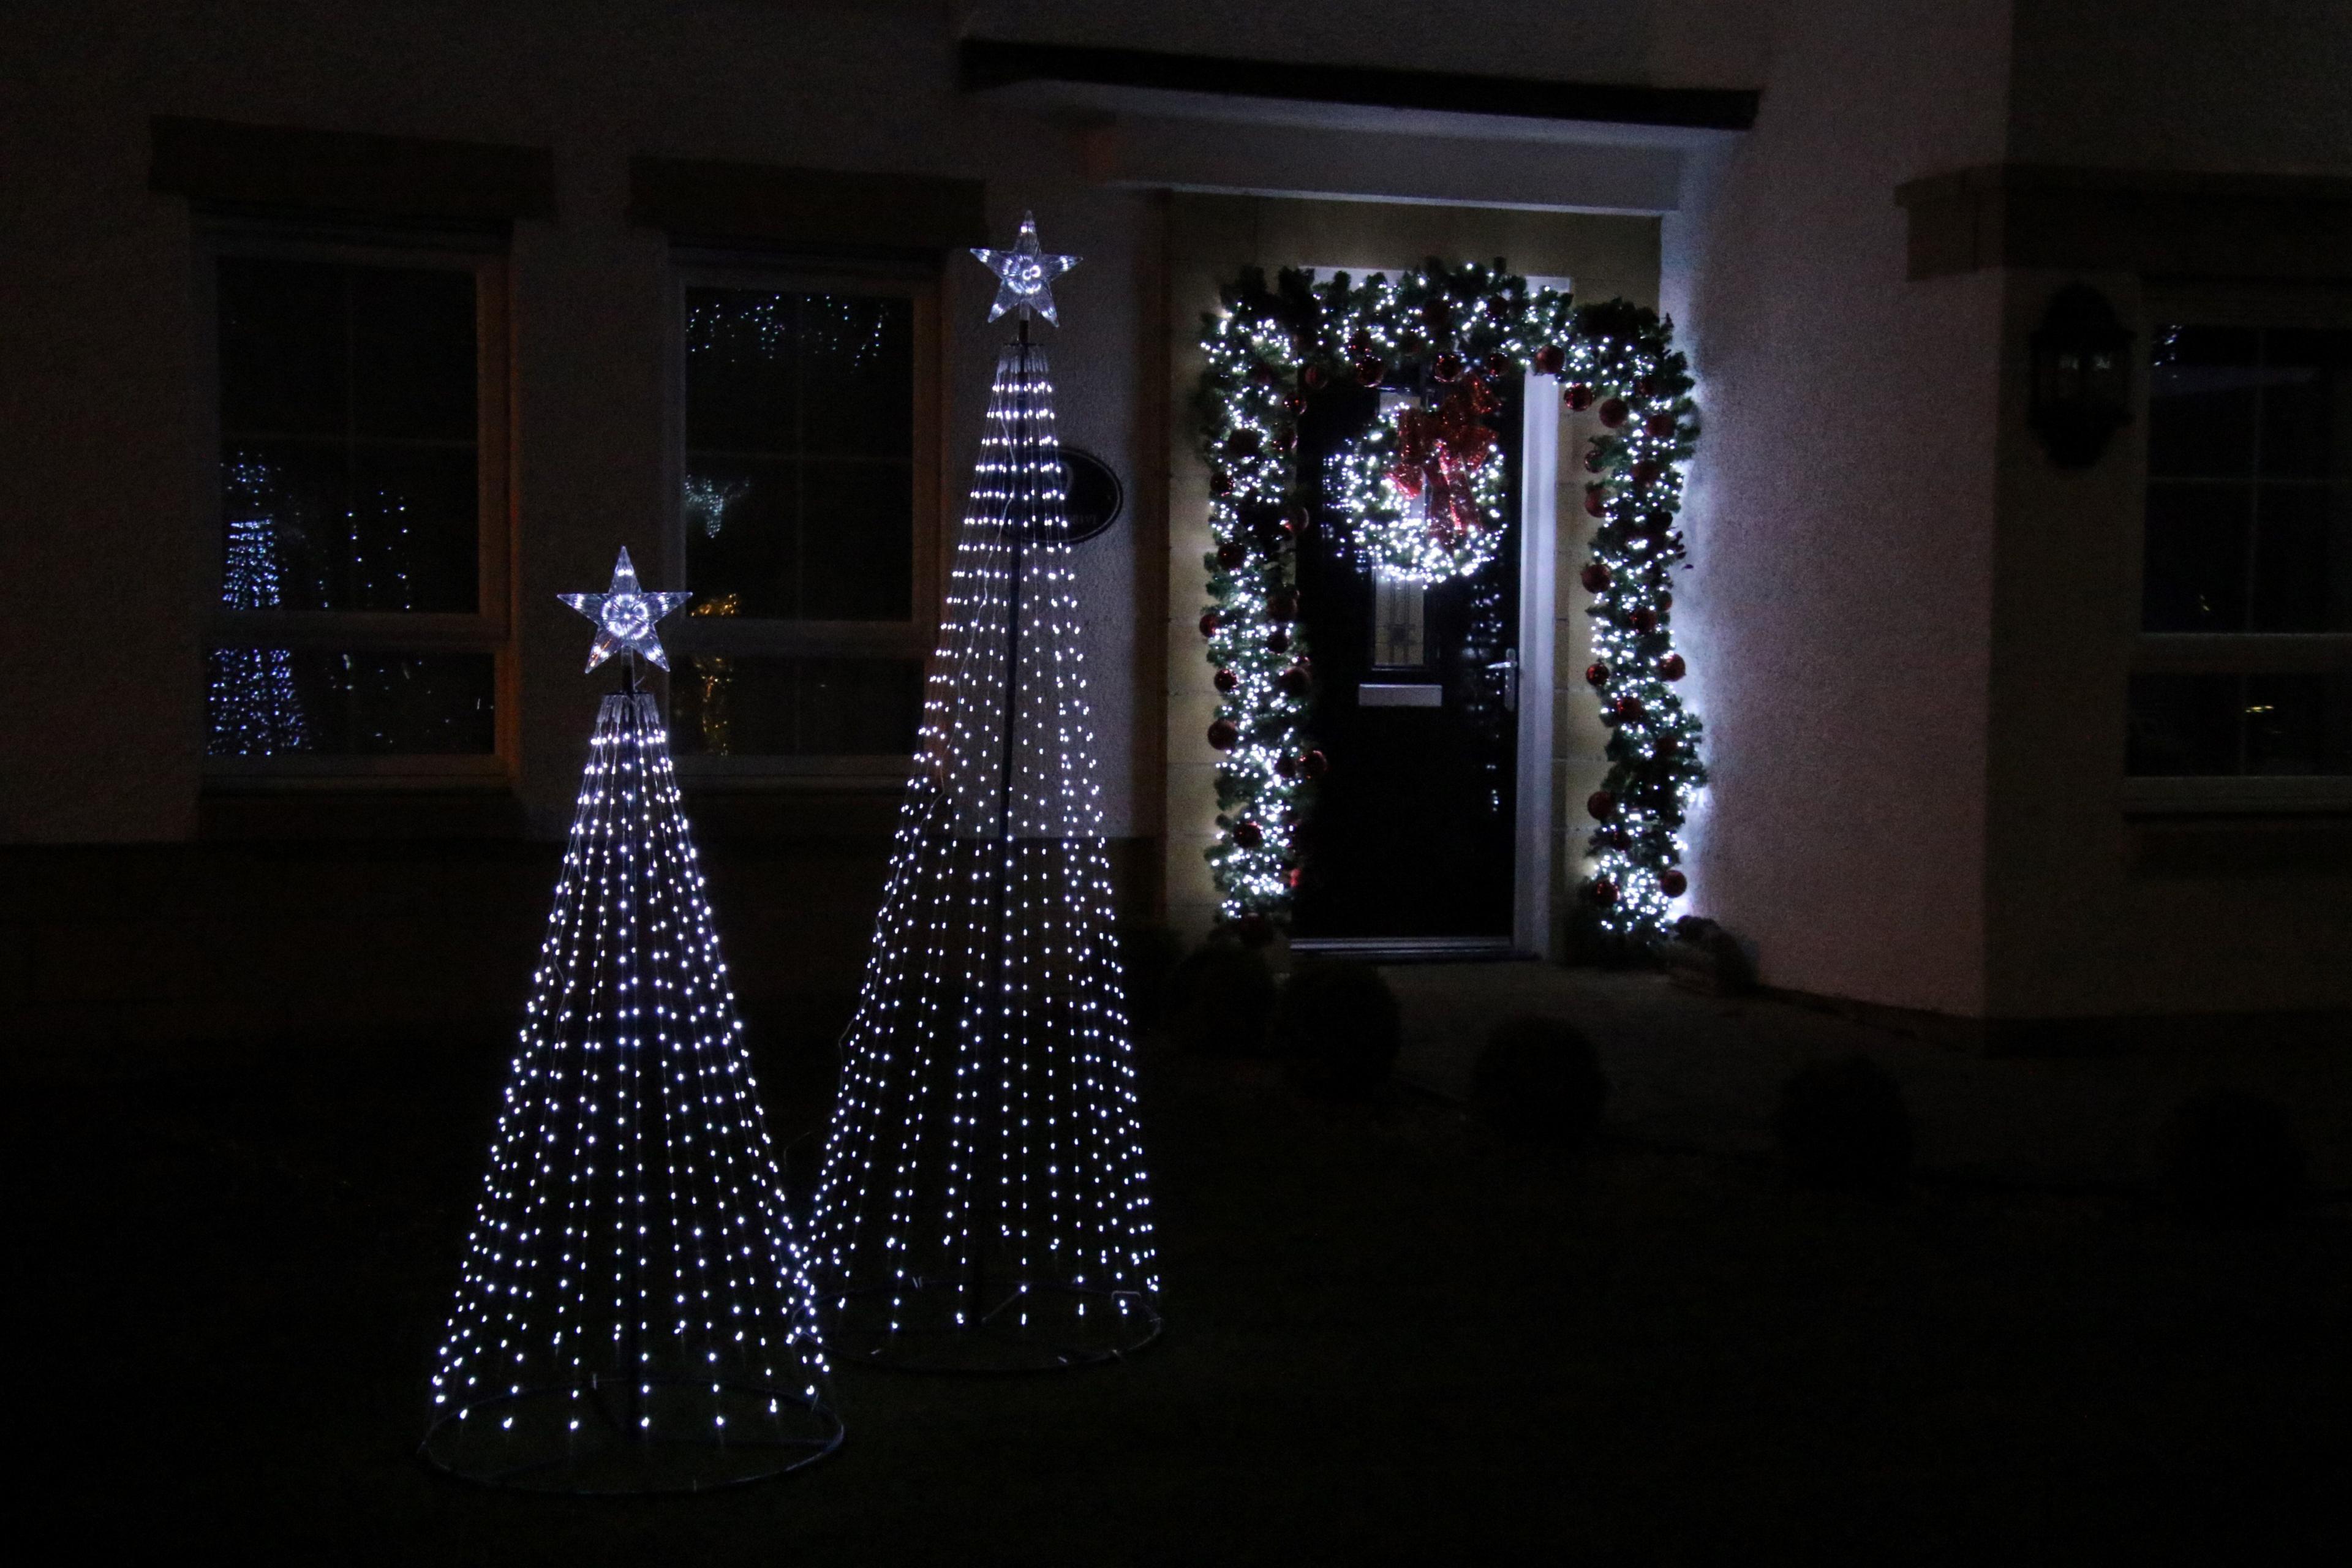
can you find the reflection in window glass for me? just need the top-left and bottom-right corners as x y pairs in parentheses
(670, 655), (922, 758)
(2143, 324), (2352, 633)
(2127, 672), (2352, 777)
(682, 290), (914, 620)
(216, 256), (479, 614)
(206, 651), (494, 756)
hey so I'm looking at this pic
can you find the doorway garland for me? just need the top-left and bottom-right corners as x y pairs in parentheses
(1194, 261), (1706, 940)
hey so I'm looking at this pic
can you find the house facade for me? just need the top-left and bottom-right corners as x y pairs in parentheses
(4, 0), (2348, 1049)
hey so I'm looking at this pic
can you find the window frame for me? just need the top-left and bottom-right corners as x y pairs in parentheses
(662, 253), (944, 785)
(196, 222), (513, 785)
(2124, 283), (2352, 815)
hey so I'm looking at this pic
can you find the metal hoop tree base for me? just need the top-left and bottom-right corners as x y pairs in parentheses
(422, 1378), (843, 1494)
(828, 1280), (1163, 1373)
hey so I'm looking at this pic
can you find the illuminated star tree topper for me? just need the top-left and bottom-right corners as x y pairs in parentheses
(560, 546), (692, 671)
(973, 211), (1080, 326)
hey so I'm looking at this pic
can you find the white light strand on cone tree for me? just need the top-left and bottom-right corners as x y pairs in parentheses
(810, 217), (1161, 1370)
(1196, 265), (1706, 941)
(207, 458), (308, 756)
(423, 556), (840, 1492)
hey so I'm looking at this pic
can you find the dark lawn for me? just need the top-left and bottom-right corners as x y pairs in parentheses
(14, 1027), (2350, 1562)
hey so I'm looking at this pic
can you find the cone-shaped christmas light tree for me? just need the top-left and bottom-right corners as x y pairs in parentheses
(424, 549), (841, 1491)
(206, 459), (307, 755)
(811, 215), (1161, 1370)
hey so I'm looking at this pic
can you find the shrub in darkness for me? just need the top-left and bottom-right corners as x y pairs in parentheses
(1773, 1055), (1913, 1194)
(2154, 1088), (2310, 1225)
(1273, 958), (1402, 1099)
(1119, 924), (1189, 1032)
(1471, 1015), (1609, 1150)
(1163, 940), (1278, 1056)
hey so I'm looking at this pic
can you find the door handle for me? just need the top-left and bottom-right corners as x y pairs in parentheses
(1493, 649), (1519, 713)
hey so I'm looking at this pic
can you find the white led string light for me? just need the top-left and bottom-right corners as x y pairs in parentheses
(1196, 268), (1707, 940)
(207, 458), (309, 756)
(422, 554), (841, 1491)
(810, 217), (1161, 1370)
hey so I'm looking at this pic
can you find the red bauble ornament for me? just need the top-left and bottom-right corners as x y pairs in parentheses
(1631, 608), (1659, 635)
(1284, 391), (1309, 414)
(1659, 869), (1689, 898)
(1213, 667), (1238, 694)
(1286, 865), (1303, 890)
(1632, 375), (1654, 400)
(1584, 662), (1609, 687)
(1303, 365), (1325, 390)
(1199, 611), (1220, 638)
(1630, 460), (1660, 488)
(1278, 662), (1312, 696)
(1420, 298), (1453, 333)
(1644, 412), (1675, 440)
(1583, 488), (1608, 518)
(1659, 653), (1686, 681)
(1482, 351), (1512, 379)
(1616, 696), (1646, 723)
(1273, 425), (1298, 452)
(1210, 469), (1234, 496)
(1583, 447), (1608, 475)
(1232, 820), (1264, 849)
(1267, 628), (1291, 655)
(1285, 500), (1313, 532)
(1534, 344), (1566, 375)
(1581, 562), (1613, 594)
(1207, 718), (1240, 751)
(1660, 590), (1673, 609)
(1268, 589), (1298, 622)
(1589, 878), (1619, 907)
(1275, 753), (1299, 780)
(1432, 352), (1463, 382)
(1563, 382), (1595, 412)
(1216, 541), (1247, 571)
(1483, 295), (1511, 317)
(1302, 748), (1330, 778)
(1224, 429), (1262, 459)
(1353, 357), (1386, 386)
(1348, 330), (1373, 354)
(1597, 398), (1629, 428)
(1587, 790), (1617, 821)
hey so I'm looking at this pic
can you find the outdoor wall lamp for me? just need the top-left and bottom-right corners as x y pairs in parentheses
(2028, 282), (2133, 469)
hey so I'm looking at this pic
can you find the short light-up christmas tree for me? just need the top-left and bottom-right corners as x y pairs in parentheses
(810, 216), (1161, 1370)
(423, 548), (842, 1491)
(206, 459), (307, 755)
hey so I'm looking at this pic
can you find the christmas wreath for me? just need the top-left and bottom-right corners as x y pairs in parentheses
(1195, 261), (1706, 941)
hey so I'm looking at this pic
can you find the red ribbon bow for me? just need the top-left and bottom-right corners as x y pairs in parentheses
(1387, 383), (1498, 541)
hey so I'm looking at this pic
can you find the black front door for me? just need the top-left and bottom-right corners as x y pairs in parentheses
(1291, 380), (1522, 941)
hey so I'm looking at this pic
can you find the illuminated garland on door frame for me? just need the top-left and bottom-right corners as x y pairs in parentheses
(1194, 262), (1706, 940)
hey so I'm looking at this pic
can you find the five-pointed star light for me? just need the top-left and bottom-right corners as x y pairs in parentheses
(560, 546), (692, 672)
(973, 211), (1080, 325)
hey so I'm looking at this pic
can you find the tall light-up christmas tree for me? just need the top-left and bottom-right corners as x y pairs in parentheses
(423, 548), (842, 1491)
(810, 216), (1161, 1370)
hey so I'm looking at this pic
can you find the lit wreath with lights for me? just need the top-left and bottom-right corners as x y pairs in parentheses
(1196, 262), (1707, 940)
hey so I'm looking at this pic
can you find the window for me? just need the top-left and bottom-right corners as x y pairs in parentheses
(203, 238), (507, 775)
(668, 269), (938, 777)
(2127, 303), (2352, 812)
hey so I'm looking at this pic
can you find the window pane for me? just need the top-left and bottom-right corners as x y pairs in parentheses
(2147, 325), (2260, 479)
(206, 650), (494, 756)
(2141, 480), (2251, 631)
(670, 656), (921, 758)
(2127, 672), (2352, 777)
(683, 288), (915, 620)
(217, 256), (478, 614)
(350, 266), (476, 440)
(2144, 323), (2352, 633)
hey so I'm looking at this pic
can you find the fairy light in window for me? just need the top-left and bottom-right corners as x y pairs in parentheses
(809, 216), (1162, 1370)
(423, 549), (842, 1491)
(207, 457), (308, 756)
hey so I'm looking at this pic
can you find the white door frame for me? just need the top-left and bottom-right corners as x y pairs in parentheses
(1513, 371), (1560, 958)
